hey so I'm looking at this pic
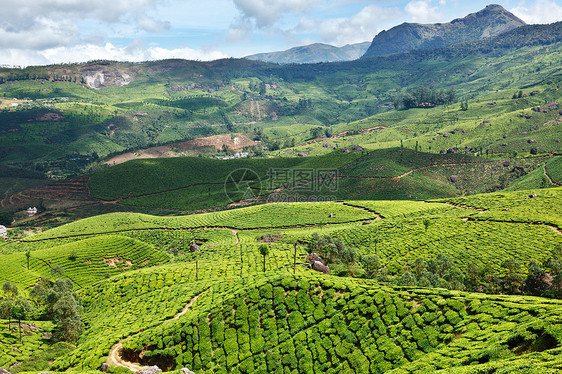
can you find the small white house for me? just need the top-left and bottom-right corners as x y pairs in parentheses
(27, 207), (38, 216)
(0, 225), (7, 238)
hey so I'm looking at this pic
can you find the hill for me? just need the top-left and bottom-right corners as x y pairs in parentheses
(363, 4), (525, 57)
(84, 148), (550, 212)
(245, 42), (371, 64)
(0, 17), (561, 185)
(2, 188), (562, 372)
(57, 272), (562, 373)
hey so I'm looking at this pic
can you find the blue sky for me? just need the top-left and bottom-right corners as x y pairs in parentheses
(1, 0), (561, 66)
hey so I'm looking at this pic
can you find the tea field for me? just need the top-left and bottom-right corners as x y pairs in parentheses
(52, 272), (562, 373)
(0, 235), (170, 291)
(1, 187), (562, 373)
(25, 202), (376, 240)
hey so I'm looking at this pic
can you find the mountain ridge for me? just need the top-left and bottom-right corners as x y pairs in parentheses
(244, 41), (371, 64)
(363, 4), (526, 57)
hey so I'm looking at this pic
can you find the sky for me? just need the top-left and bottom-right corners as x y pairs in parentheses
(0, 0), (561, 66)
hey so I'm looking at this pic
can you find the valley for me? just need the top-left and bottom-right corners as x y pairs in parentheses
(1, 4), (562, 374)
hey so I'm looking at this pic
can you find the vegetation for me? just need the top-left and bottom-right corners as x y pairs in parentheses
(393, 87), (456, 109)
(2, 10), (562, 374)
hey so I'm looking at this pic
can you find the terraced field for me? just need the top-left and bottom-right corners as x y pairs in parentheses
(1, 187), (562, 373)
(52, 272), (562, 373)
(0, 235), (170, 290)
(26, 202), (376, 240)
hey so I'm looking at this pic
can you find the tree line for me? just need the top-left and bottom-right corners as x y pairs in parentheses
(0, 274), (84, 346)
(361, 248), (562, 299)
(393, 87), (456, 109)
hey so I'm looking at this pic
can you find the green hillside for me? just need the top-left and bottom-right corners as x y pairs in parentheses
(78, 148), (548, 214)
(2, 10), (562, 374)
(0, 235), (170, 290)
(46, 272), (562, 373)
(0, 20), (561, 182)
(1, 187), (562, 373)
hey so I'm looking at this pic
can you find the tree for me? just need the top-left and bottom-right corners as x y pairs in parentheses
(258, 244), (269, 272)
(310, 127), (324, 139)
(53, 293), (84, 342)
(500, 258), (524, 294)
(341, 247), (358, 265)
(413, 257), (427, 278)
(525, 260), (550, 296)
(544, 246), (562, 298)
(0, 211), (13, 226)
(3, 281), (18, 298)
(12, 297), (33, 344)
(392, 96), (402, 110)
(422, 218), (432, 232)
(308, 233), (346, 264)
(25, 251), (31, 270)
(398, 271), (417, 286)
(31, 278), (84, 342)
(361, 255), (380, 278)
(427, 255), (452, 277)
(258, 81), (266, 96)
(0, 298), (14, 329)
(50, 266), (65, 277)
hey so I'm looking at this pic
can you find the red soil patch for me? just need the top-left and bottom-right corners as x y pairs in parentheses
(178, 133), (256, 151)
(0, 176), (91, 210)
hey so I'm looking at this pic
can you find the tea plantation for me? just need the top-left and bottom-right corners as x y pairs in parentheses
(1, 188), (562, 373)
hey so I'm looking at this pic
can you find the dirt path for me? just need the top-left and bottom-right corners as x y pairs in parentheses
(107, 341), (144, 372)
(464, 216), (562, 235)
(232, 229), (240, 244)
(340, 202), (383, 220)
(543, 163), (561, 186)
(27, 218), (378, 242)
(107, 291), (206, 371)
(345, 161), (479, 181)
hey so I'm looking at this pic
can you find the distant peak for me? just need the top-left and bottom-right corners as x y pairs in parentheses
(363, 4), (526, 58)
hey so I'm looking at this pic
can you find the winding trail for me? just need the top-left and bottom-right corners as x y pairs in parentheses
(107, 291), (207, 371)
(344, 161), (480, 181)
(543, 163), (561, 186)
(26, 216), (376, 242)
(340, 202), (383, 220)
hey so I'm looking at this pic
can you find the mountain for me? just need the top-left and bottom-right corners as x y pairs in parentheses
(363, 4), (525, 58)
(244, 42), (371, 64)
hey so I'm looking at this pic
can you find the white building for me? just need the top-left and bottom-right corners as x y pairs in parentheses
(27, 207), (38, 216)
(0, 225), (7, 238)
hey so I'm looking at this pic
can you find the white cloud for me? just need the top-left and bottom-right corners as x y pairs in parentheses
(233, 0), (321, 28)
(405, 0), (442, 23)
(511, 0), (562, 24)
(0, 0), (168, 50)
(2, 42), (228, 67)
(226, 19), (253, 42)
(0, 17), (80, 50)
(137, 16), (171, 33)
(296, 5), (402, 45)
